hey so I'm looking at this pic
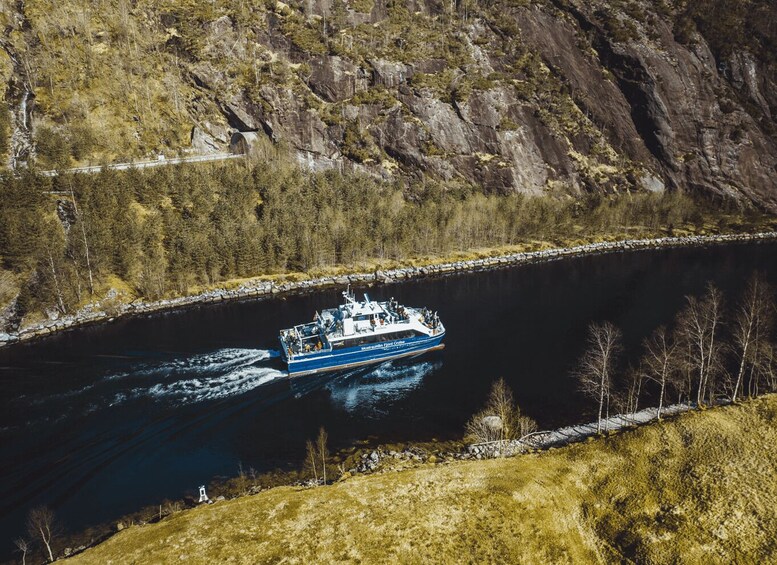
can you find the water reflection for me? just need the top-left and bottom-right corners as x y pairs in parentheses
(327, 359), (443, 416)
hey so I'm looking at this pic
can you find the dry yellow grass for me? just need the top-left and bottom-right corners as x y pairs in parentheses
(68, 396), (777, 564)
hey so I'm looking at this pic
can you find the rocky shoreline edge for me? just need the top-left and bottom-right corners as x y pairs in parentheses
(350, 402), (700, 474)
(3, 231), (777, 348)
(41, 395), (735, 560)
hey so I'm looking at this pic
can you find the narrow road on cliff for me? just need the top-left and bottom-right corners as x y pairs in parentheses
(39, 151), (244, 177)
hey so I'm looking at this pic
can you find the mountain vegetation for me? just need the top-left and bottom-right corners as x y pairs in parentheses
(2, 160), (773, 331)
(2, 0), (777, 328)
(2, 1), (776, 560)
(0, 0), (776, 205)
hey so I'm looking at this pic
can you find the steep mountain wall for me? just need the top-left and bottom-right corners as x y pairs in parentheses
(1, 0), (776, 209)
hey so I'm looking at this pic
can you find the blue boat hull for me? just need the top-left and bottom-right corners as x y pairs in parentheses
(281, 331), (445, 376)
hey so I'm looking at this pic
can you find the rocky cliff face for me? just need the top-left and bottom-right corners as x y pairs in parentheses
(2, 0), (776, 209)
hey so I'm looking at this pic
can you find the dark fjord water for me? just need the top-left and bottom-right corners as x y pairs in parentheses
(2, 242), (777, 551)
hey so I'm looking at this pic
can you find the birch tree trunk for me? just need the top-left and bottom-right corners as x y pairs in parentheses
(47, 251), (66, 314)
(575, 321), (622, 434)
(70, 184), (94, 295)
(640, 326), (678, 421)
(733, 275), (774, 401)
(676, 285), (723, 407)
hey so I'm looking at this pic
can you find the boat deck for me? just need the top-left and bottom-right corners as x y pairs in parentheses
(279, 293), (443, 363)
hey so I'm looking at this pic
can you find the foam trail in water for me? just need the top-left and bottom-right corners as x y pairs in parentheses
(328, 360), (442, 414)
(105, 348), (273, 382)
(104, 348), (284, 405)
(146, 365), (285, 404)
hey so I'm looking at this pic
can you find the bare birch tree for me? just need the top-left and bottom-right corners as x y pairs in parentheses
(639, 326), (679, 420)
(465, 378), (515, 444)
(701, 285), (725, 403)
(516, 413), (539, 439)
(747, 323), (776, 397)
(305, 428), (329, 485)
(305, 439), (318, 483)
(674, 333), (695, 405)
(675, 284), (724, 406)
(316, 427), (328, 485)
(732, 275), (775, 400)
(733, 275), (767, 399)
(13, 538), (29, 565)
(613, 365), (643, 423)
(46, 250), (67, 315)
(488, 378), (514, 443)
(575, 321), (622, 433)
(465, 378), (537, 445)
(764, 344), (777, 393)
(27, 506), (56, 563)
(69, 181), (94, 295)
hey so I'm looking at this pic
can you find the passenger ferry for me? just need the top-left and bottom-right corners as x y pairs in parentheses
(279, 288), (445, 376)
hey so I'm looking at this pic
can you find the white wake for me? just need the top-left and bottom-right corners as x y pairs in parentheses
(147, 365), (285, 404)
(107, 348), (273, 381)
(109, 348), (285, 405)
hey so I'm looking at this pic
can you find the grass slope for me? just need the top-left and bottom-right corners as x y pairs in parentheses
(69, 397), (777, 564)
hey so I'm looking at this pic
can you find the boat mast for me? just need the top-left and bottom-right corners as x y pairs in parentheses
(343, 285), (356, 306)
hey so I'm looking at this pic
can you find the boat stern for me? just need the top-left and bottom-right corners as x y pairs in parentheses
(278, 333), (290, 362)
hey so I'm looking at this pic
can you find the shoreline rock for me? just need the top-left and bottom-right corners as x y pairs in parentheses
(2, 231), (776, 349)
(466, 402), (703, 459)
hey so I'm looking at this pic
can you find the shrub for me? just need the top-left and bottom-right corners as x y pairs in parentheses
(35, 126), (71, 169)
(350, 0), (374, 13)
(69, 124), (98, 162)
(0, 101), (9, 162)
(341, 121), (378, 163)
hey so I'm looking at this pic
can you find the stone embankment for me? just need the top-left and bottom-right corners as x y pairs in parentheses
(2, 231), (776, 348)
(335, 403), (700, 476)
(467, 403), (697, 459)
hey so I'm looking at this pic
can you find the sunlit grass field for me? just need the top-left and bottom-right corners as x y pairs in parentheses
(69, 396), (777, 564)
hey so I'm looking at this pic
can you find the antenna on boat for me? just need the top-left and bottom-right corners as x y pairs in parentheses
(343, 284), (356, 305)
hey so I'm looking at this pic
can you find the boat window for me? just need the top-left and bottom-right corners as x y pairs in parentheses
(331, 329), (424, 349)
